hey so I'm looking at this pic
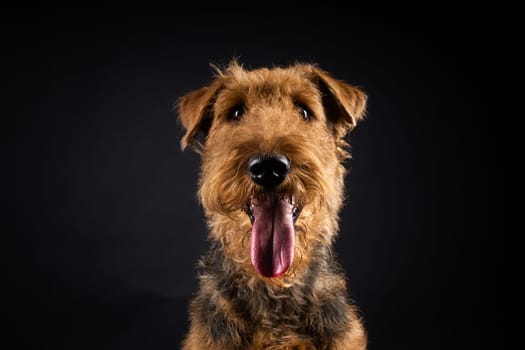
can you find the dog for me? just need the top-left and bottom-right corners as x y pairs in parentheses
(178, 61), (367, 349)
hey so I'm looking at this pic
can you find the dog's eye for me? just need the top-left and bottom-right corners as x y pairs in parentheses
(297, 105), (312, 121)
(229, 104), (245, 121)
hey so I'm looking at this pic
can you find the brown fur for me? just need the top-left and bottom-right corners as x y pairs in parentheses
(178, 61), (367, 349)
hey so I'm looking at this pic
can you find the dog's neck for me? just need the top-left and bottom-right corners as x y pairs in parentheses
(195, 238), (351, 345)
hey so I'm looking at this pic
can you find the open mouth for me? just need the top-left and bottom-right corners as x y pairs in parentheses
(243, 194), (302, 278)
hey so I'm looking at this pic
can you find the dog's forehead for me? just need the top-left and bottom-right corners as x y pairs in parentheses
(220, 65), (319, 98)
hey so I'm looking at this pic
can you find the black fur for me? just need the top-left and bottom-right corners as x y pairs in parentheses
(189, 239), (353, 348)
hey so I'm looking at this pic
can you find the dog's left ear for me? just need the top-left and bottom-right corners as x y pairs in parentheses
(311, 67), (367, 138)
(177, 79), (223, 151)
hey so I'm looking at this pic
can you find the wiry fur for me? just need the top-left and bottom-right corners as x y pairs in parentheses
(178, 61), (367, 349)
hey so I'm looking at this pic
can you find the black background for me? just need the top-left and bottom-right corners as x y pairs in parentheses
(8, 7), (510, 350)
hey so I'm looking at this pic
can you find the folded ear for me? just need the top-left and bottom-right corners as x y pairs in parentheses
(312, 67), (367, 139)
(177, 79), (223, 151)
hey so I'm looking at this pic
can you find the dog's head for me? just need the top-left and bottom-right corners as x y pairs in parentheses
(178, 61), (366, 282)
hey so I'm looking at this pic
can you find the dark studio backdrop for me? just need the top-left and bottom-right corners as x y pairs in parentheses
(8, 8), (510, 350)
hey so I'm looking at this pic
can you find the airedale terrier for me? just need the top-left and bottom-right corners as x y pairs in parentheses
(178, 61), (367, 350)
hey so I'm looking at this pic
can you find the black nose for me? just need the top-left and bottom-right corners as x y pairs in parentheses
(248, 154), (291, 188)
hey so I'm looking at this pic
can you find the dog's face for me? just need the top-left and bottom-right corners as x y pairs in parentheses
(178, 62), (366, 282)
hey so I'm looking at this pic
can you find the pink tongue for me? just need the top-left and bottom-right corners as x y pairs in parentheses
(250, 194), (295, 278)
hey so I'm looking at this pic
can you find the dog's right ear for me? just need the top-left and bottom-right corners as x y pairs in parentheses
(177, 79), (223, 151)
